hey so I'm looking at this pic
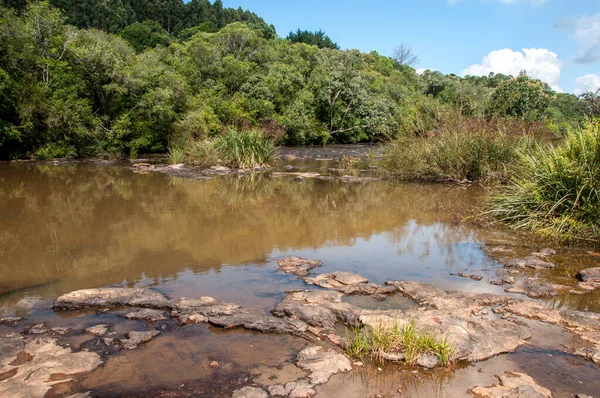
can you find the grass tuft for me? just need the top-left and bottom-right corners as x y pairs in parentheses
(167, 146), (186, 164)
(215, 129), (276, 169)
(490, 119), (600, 243)
(346, 319), (455, 366)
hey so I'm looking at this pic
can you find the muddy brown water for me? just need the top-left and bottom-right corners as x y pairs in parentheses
(1, 161), (599, 397)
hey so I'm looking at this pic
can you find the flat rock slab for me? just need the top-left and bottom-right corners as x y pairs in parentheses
(531, 248), (557, 257)
(122, 308), (168, 321)
(120, 330), (160, 349)
(304, 272), (368, 288)
(295, 346), (352, 385)
(277, 257), (323, 277)
(451, 273), (483, 281)
(232, 386), (268, 398)
(505, 278), (569, 298)
(0, 336), (101, 397)
(85, 324), (109, 336)
(208, 312), (309, 337)
(54, 287), (172, 310)
(283, 290), (345, 305)
(469, 372), (552, 398)
(174, 297), (241, 317)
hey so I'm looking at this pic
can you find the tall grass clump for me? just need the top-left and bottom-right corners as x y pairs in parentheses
(490, 119), (600, 243)
(167, 146), (186, 164)
(186, 139), (219, 167)
(346, 320), (455, 366)
(379, 132), (519, 183)
(215, 129), (276, 168)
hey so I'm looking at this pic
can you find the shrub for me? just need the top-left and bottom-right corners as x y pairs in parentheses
(186, 139), (219, 167)
(490, 119), (600, 243)
(379, 132), (519, 183)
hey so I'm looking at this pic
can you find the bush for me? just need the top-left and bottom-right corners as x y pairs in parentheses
(490, 119), (600, 243)
(186, 139), (219, 167)
(215, 129), (276, 168)
(380, 134), (519, 184)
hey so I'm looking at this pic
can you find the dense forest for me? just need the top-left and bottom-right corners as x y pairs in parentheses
(0, 0), (598, 160)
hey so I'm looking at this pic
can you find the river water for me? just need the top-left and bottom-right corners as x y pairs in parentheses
(0, 161), (599, 397)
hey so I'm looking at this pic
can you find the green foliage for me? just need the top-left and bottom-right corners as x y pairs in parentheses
(346, 319), (455, 366)
(487, 72), (552, 123)
(167, 146), (185, 164)
(491, 119), (600, 243)
(380, 116), (526, 183)
(186, 138), (219, 166)
(0, 1), (590, 160)
(214, 129), (276, 168)
(286, 29), (339, 50)
(120, 20), (171, 52)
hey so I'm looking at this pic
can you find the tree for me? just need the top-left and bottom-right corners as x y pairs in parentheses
(392, 43), (419, 68)
(486, 72), (552, 123)
(120, 20), (170, 52)
(580, 89), (600, 118)
(286, 29), (339, 50)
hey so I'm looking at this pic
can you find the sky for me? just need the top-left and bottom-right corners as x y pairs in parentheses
(222, 0), (600, 94)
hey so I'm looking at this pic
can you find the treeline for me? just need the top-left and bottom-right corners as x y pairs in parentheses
(0, 0), (598, 160)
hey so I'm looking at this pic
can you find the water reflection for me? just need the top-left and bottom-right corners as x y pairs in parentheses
(1, 163), (495, 311)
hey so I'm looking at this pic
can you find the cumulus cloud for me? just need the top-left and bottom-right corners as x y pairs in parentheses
(415, 68), (428, 75)
(556, 13), (600, 64)
(574, 74), (600, 95)
(461, 48), (563, 92)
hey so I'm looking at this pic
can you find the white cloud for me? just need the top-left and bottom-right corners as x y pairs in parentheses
(461, 48), (563, 92)
(415, 68), (428, 75)
(556, 13), (600, 64)
(574, 74), (600, 95)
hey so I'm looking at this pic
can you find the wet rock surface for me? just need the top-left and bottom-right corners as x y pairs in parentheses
(578, 267), (600, 290)
(295, 346), (352, 384)
(276, 257), (323, 277)
(231, 386), (268, 398)
(501, 256), (555, 270)
(120, 330), (161, 349)
(504, 277), (569, 298)
(0, 336), (102, 397)
(122, 308), (168, 321)
(469, 371), (552, 398)
(85, 324), (109, 336)
(0, 317), (22, 327)
(303, 272), (397, 297)
(54, 287), (172, 310)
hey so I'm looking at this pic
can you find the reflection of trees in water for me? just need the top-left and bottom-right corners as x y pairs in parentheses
(0, 164), (487, 296)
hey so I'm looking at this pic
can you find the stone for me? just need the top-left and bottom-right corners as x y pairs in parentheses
(531, 248), (557, 257)
(273, 302), (337, 331)
(0, 317), (22, 327)
(482, 245), (515, 254)
(451, 273), (483, 281)
(54, 287), (172, 310)
(276, 257), (323, 276)
(295, 346), (352, 384)
(577, 267), (600, 290)
(469, 372), (552, 398)
(505, 278), (568, 298)
(268, 384), (286, 396)
(209, 360), (220, 368)
(120, 330), (160, 349)
(122, 308), (168, 321)
(188, 314), (208, 323)
(0, 337), (102, 398)
(231, 386), (268, 398)
(174, 297), (241, 317)
(85, 324), (109, 336)
(501, 256), (555, 270)
(208, 313), (309, 337)
(379, 352), (405, 362)
(416, 353), (439, 369)
(285, 381), (317, 398)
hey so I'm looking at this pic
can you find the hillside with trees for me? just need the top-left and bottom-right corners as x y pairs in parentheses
(0, 0), (597, 160)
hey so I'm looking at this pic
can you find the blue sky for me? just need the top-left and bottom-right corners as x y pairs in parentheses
(222, 0), (600, 94)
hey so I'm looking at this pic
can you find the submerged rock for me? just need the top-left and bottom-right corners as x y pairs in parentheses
(482, 245), (515, 254)
(469, 371), (552, 398)
(451, 273), (484, 281)
(54, 287), (172, 310)
(416, 353), (439, 369)
(122, 308), (168, 322)
(0, 336), (102, 398)
(120, 330), (161, 349)
(276, 257), (323, 277)
(501, 256), (555, 270)
(531, 248), (557, 257)
(295, 346), (352, 384)
(174, 296), (241, 317)
(0, 317), (22, 327)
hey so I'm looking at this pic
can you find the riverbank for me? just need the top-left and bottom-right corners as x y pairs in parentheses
(1, 155), (600, 397)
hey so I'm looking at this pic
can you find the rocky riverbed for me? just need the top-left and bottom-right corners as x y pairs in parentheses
(2, 254), (600, 397)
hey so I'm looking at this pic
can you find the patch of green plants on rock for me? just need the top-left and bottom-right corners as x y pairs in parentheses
(346, 319), (455, 366)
